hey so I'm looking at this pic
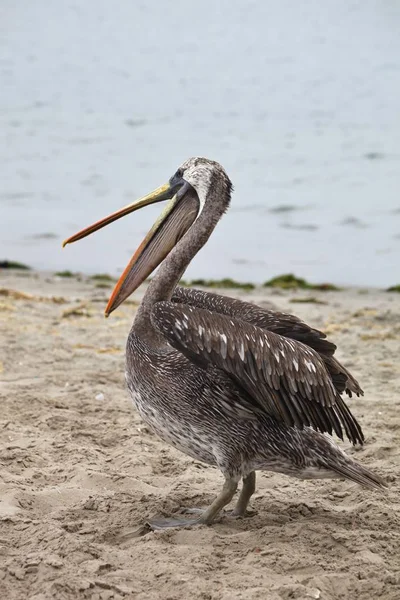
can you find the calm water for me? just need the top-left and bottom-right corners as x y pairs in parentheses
(1, 0), (400, 286)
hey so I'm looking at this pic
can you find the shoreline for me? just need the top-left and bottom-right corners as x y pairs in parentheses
(2, 260), (400, 293)
(1, 265), (399, 292)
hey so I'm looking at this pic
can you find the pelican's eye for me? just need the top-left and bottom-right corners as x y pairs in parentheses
(170, 168), (184, 187)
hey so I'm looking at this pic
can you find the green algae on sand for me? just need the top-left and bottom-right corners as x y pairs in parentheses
(263, 273), (341, 291)
(0, 260), (31, 270)
(190, 278), (255, 291)
(289, 297), (327, 305)
(90, 273), (117, 282)
(95, 282), (113, 289)
(55, 270), (80, 278)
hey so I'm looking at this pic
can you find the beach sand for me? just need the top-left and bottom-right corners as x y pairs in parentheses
(0, 270), (399, 600)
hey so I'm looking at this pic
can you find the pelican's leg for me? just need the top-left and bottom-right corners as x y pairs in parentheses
(231, 471), (256, 517)
(197, 477), (238, 523)
(147, 476), (238, 530)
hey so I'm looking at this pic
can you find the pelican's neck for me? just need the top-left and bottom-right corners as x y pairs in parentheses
(133, 185), (228, 344)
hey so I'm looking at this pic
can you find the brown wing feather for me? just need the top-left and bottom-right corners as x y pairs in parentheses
(151, 301), (364, 445)
(172, 286), (363, 397)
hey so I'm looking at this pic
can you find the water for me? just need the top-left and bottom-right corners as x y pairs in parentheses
(1, 0), (400, 286)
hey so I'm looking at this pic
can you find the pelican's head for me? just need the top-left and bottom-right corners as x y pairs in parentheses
(63, 157), (232, 316)
(177, 157), (232, 214)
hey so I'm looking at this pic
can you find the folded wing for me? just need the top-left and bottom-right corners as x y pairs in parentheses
(151, 301), (364, 445)
(172, 286), (363, 397)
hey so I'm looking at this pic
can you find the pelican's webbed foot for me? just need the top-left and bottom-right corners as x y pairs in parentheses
(146, 477), (238, 530)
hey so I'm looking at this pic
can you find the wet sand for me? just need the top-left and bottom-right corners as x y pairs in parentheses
(0, 270), (399, 599)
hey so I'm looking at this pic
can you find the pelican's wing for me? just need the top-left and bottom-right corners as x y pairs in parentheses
(152, 302), (364, 443)
(151, 301), (364, 445)
(172, 286), (363, 397)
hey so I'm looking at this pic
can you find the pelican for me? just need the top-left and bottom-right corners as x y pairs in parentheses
(64, 157), (385, 529)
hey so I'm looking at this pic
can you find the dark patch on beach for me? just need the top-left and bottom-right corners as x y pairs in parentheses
(387, 285), (400, 293)
(264, 273), (341, 291)
(95, 282), (113, 289)
(55, 270), (81, 278)
(290, 297), (328, 305)
(90, 273), (117, 282)
(190, 278), (255, 291)
(0, 260), (31, 270)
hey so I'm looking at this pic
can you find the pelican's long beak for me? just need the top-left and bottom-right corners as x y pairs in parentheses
(62, 183), (173, 246)
(63, 180), (198, 316)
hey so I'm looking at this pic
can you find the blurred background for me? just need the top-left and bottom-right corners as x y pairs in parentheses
(1, 0), (399, 286)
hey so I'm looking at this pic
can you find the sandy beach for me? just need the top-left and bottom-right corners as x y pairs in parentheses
(0, 269), (399, 600)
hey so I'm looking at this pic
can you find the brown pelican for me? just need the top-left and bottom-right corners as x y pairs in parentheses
(63, 157), (385, 529)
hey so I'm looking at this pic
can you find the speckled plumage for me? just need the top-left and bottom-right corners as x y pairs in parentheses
(124, 157), (384, 526)
(171, 286), (363, 398)
(127, 330), (371, 485)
